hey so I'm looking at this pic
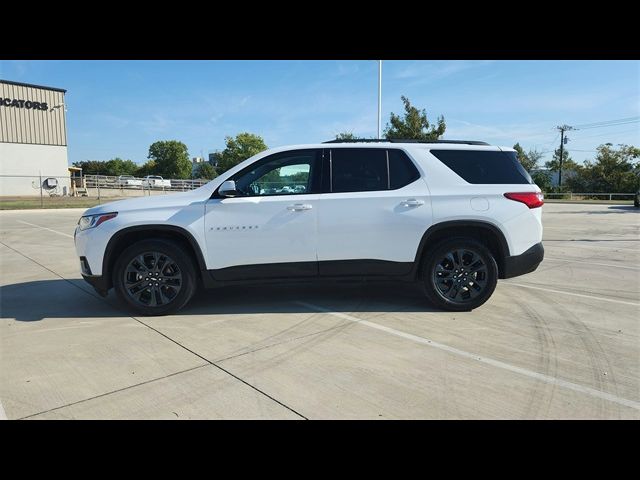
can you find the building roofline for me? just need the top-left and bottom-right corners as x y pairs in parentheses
(0, 79), (67, 93)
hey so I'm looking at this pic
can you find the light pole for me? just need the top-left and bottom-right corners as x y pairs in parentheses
(377, 60), (382, 139)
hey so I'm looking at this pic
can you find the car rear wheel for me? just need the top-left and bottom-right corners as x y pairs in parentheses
(113, 239), (197, 316)
(422, 237), (498, 311)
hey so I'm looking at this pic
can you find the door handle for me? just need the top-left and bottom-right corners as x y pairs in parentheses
(402, 199), (425, 207)
(287, 203), (313, 211)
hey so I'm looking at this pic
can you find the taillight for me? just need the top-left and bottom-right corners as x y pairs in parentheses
(504, 192), (544, 209)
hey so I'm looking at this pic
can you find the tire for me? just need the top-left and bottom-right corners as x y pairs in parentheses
(113, 239), (198, 316)
(422, 237), (498, 311)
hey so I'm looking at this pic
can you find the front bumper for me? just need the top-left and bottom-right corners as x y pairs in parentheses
(81, 273), (109, 297)
(75, 224), (112, 277)
(501, 242), (544, 279)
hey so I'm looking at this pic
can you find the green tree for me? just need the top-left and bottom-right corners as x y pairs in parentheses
(384, 96), (446, 140)
(194, 162), (218, 180)
(531, 171), (553, 192)
(569, 144), (640, 193)
(104, 157), (138, 176)
(335, 132), (356, 140)
(289, 171), (309, 184)
(136, 160), (158, 177)
(147, 140), (191, 179)
(217, 133), (268, 173)
(72, 160), (108, 175)
(513, 143), (543, 172)
(545, 147), (579, 173)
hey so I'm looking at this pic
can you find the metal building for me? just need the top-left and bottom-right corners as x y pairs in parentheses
(0, 79), (69, 196)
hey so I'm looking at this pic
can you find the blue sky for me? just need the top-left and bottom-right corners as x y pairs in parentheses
(1, 60), (638, 165)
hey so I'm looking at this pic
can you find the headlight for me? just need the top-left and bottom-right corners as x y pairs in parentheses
(77, 212), (118, 231)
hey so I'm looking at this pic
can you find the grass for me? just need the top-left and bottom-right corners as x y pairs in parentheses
(0, 196), (126, 210)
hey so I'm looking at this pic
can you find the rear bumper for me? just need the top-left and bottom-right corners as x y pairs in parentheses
(501, 242), (544, 279)
(82, 274), (109, 297)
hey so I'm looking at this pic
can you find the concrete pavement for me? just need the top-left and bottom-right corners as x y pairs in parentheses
(0, 204), (638, 419)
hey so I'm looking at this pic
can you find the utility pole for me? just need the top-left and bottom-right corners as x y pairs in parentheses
(556, 124), (573, 187)
(378, 60), (382, 139)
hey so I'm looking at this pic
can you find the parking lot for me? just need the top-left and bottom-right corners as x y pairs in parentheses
(0, 203), (638, 419)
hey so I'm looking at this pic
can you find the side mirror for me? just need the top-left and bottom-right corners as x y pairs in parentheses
(219, 180), (239, 197)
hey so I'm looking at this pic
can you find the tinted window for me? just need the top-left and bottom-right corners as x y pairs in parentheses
(231, 151), (319, 196)
(430, 149), (532, 184)
(389, 149), (420, 189)
(331, 148), (388, 193)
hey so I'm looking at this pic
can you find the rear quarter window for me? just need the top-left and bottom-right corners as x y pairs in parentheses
(389, 149), (421, 189)
(430, 149), (532, 184)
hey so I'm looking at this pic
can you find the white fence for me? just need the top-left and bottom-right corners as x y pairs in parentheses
(543, 192), (636, 201)
(83, 175), (209, 192)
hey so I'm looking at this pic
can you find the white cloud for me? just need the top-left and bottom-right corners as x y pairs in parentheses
(99, 113), (131, 129)
(444, 119), (559, 146)
(394, 60), (495, 83)
(335, 61), (361, 77)
(136, 114), (175, 134)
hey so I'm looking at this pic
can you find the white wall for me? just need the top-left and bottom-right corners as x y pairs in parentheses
(0, 143), (69, 196)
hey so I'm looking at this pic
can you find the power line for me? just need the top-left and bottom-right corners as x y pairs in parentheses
(575, 120), (640, 130)
(544, 132), (560, 147)
(572, 116), (640, 129)
(535, 132), (559, 152)
(569, 127), (639, 141)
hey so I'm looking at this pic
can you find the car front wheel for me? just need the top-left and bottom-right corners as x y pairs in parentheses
(113, 239), (197, 316)
(422, 237), (498, 311)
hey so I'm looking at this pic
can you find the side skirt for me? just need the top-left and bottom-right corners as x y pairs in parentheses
(203, 259), (415, 287)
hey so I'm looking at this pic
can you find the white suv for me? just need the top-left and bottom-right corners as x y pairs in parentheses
(75, 140), (544, 315)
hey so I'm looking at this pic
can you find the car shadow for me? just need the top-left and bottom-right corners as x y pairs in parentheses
(0, 278), (440, 322)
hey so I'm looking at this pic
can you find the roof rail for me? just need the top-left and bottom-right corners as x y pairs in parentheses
(322, 139), (490, 145)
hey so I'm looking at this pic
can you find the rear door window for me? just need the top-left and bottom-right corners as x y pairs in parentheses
(430, 149), (532, 184)
(331, 148), (388, 193)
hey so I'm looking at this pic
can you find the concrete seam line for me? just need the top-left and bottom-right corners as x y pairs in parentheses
(130, 316), (309, 420)
(19, 364), (210, 420)
(296, 301), (640, 412)
(504, 282), (640, 307)
(17, 220), (74, 238)
(0, 240), (307, 420)
(0, 241), (104, 300)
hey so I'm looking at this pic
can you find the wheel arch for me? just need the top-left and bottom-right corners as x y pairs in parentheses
(413, 220), (510, 279)
(103, 225), (207, 290)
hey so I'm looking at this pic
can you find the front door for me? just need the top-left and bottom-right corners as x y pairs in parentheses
(204, 149), (322, 280)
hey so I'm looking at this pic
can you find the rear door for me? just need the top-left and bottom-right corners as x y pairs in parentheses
(316, 147), (432, 275)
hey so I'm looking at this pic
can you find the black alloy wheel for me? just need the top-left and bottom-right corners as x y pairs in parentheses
(113, 239), (197, 315)
(124, 252), (183, 307)
(433, 248), (488, 302)
(423, 237), (498, 311)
